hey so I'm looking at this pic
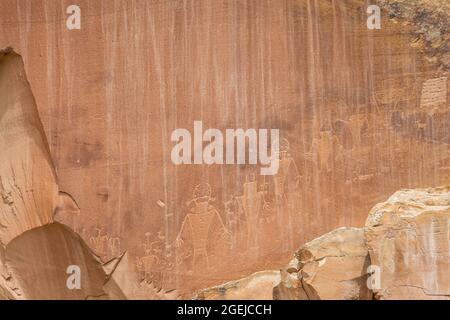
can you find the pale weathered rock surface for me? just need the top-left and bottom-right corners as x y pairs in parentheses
(365, 185), (450, 300)
(0, 47), (58, 246)
(273, 257), (306, 300)
(196, 271), (280, 300)
(275, 227), (372, 300)
(0, 243), (19, 300)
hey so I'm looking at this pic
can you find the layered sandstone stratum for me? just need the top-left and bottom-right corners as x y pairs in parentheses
(0, 0), (448, 299)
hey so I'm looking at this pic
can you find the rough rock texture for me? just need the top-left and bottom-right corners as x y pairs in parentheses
(0, 250), (22, 299)
(0, 243), (18, 299)
(196, 271), (280, 300)
(273, 257), (305, 300)
(0, 0), (448, 296)
(275, 227), (372, 300)
(365, 186), (450, 300)
(377, 0), (450, 70)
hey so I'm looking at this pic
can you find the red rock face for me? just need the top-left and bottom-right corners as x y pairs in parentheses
(0, 0), (448, 296)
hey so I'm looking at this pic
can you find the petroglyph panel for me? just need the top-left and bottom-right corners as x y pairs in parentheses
(420, 77), (447, 112)
(0, 0), (448, 297)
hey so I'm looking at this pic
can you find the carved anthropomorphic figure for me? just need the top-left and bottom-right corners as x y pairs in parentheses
(348, 112), (370, 148)
(175, 183), (230, 272)
(310, 131), (334, 173)
(267, 139), (301, 251)
(136, 248), (160, 283)
(224, 194), (244, 249)
(135, 232), (164, 286)
(106, 236), (121, 259)
(89, 226), (109, 259)
(236, 172), (268, 255)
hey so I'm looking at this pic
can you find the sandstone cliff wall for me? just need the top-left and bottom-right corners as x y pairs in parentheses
(0, 0), (448, 295)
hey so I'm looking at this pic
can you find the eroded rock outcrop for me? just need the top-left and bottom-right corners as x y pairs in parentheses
(183, 186), (450, 300)
(5, 222), (125, 299)
(273, 257), (305, 300)
(365, 186), (450, 300)
(275, 227), (372, 300)
(0, 244), (19, 299)
(0, 48), (127, 300)
(0, 47), (58, 247)
(195, 271), (280, 300)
